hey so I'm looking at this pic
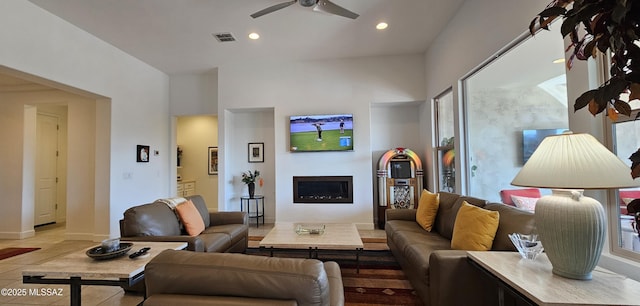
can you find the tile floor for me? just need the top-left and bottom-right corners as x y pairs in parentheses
(0, 222), (385, 305)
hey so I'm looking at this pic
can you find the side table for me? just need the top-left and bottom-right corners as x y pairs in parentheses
(468, 251), (640, 305)
(240, 195), (265, 227)
(22, 241), (187, 306)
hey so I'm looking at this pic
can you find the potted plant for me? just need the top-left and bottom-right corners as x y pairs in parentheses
(242, 170), (262, 198)
(530, 0), (640, 178)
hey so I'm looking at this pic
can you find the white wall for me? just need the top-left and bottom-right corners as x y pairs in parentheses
(0, 1), (170, 240)
(218, 55), (426, 228)
(224, 109), (276, 223)
(371, 102), (424, 224)
(170, 70), (218, 116)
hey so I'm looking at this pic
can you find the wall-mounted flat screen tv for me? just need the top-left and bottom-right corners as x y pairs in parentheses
(522, 128), (568, 164)
(290, 114), (353, 152)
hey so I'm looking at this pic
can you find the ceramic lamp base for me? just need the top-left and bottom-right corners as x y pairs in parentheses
(535, 189), (606, 280)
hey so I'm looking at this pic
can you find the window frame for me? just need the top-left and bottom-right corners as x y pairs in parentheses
(433, 88), (456, 193)
(606, 107), (640, 262)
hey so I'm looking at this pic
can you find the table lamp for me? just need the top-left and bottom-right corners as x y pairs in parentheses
(511, 132), (640, 280)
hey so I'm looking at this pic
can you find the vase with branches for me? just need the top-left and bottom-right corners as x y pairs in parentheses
(530, 0), (640, 178)
(242, 170), (262, 198)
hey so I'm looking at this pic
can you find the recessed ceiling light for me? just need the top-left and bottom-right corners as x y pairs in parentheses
(553, 58), (565, 64)
(248, 32), (260, 40)
(376, 22), (388, 30)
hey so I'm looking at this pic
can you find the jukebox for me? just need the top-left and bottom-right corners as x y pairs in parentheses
(377, 148), (424, 228)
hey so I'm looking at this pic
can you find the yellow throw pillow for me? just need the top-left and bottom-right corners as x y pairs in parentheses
(416, 189), (440, 231)
(451, 202), (500, 251)
(175, 200), (205, 236)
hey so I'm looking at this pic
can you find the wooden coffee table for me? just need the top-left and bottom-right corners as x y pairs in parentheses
(22, 241), (187, 306)
(259, 223), (364, 271)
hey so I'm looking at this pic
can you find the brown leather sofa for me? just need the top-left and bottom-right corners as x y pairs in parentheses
(119, 195), (249, 253)
(385, 191), (536, 306)
(143, 249), (345, 306)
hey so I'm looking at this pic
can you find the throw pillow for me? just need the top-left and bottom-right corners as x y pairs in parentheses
(622, 198), (635, 205)
(510, 195), (538, 212)
(416, 189), (440, 231)
(175, 200), (205, 236)
(451, 202), (500, 251)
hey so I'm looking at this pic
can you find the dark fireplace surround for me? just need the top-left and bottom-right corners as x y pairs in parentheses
(293, 176), (353, 203)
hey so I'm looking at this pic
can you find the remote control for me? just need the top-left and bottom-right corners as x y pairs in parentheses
(129, 247), (150, 259)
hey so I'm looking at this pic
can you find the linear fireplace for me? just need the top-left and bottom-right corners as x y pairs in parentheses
(293, 176), (353, 203)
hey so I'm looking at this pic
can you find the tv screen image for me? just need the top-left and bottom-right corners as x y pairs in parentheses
(290, 114), (353, 152)
(390, 161), (412, 179)
(522, 128), (568, 164)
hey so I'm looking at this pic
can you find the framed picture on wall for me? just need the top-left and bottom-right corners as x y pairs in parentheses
(208, 147), (218, 175)
(248, 142), (264, 163)
(137, 145), (150, 162)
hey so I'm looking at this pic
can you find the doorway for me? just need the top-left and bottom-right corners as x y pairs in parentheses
(35, 112), (59, 226)
(0, 68), (105, 240)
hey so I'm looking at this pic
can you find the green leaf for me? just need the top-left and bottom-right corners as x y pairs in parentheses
(584, 39), (598, 57)
(561, 15), (580, 37)
(575, 4), (603, 24)
(529, 18), (539, 35)
(612, 1), (631, 23)
(574, 89), (598, 111)
(613, 99), (632, 116)
(596, 35), (611, 52)
(604, 77), (630, 101)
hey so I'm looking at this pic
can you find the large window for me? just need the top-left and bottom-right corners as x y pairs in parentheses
(462, 24), (568, 202)
(609, 96), (640, 259)
(434, 89), (455, 192)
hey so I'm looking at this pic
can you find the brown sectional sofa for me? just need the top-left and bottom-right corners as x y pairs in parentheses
(144, 249), (344, 306)
(119, 195), (249, 253)
(385, 191), (536, 306)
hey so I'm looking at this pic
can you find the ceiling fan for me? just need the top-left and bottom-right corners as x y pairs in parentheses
(250, 0), (359, 19)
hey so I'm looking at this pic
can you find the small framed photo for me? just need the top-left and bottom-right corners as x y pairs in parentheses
(208, 147), (218, 175)
(248, 142), (264, 163)
(137, 145), (150, 162)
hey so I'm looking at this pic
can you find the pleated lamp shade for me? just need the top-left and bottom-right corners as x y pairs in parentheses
(511, 131), (640, 280)
(512, 132), (639, 189)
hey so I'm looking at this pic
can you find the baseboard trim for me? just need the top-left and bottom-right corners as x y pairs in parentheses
(0, 230), (35, 239)
(64, 232), (97, 241)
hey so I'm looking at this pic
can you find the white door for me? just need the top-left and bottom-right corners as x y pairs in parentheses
(35, 113), (58, 226)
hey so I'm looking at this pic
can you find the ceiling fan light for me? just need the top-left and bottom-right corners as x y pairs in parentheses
(300, 0), (316, 7)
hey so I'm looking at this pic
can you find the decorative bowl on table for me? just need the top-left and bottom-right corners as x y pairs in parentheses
(508, 233), (544, 260)
(295, 224), (326, 235)
(86, 242), (133, 260)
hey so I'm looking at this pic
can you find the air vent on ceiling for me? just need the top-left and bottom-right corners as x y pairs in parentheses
(213, 32), (236, 42)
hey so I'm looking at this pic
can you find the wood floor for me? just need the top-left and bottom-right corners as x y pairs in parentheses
(0, 223), (385, 305)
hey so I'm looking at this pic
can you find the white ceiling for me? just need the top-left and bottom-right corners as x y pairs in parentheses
(27, 0), (466, 75)
(5, 1), (566, 95)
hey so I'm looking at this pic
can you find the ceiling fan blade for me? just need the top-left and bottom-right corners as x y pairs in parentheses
(250, 0), (297, 18)
(313, 0), (359, 19)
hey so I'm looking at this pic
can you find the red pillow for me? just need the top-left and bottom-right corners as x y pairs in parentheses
(619, 190), (640, 215)
(499, 188), (541, 206)
(175, 200), (205, 236)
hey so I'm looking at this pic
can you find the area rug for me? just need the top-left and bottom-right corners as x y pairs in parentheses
(342, 265), (422, 306)
(246, 242), (421, 305)
(0, 247), (40, 260)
